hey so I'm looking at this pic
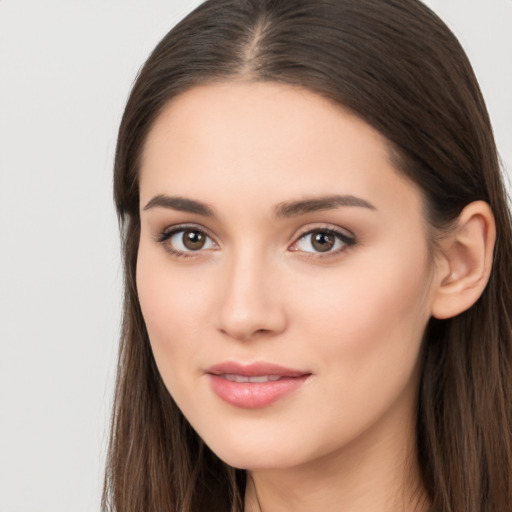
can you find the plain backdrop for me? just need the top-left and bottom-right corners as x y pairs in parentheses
(0, 1), (510, 511)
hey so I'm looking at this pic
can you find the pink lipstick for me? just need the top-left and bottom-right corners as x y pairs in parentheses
(205, 362), (311, 409)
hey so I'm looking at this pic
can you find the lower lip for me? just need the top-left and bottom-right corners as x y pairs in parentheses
(207, 374), (310, 409)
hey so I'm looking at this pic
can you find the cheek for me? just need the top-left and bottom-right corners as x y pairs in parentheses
(136, 246), (208, 378)
(291, 245), (432, 381)
(277, 251), (432, 453)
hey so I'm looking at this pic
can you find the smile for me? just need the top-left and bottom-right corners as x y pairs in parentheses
(205, 362), (311, 409)
(222, 374), (283, 383)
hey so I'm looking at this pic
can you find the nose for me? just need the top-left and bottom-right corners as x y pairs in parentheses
(215, 248), (287, 342)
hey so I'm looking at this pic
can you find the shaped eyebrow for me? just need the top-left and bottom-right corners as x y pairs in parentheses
(273, 194), (376, 219)
(143, 194), (376, 218)
(143, 195), (215, 217)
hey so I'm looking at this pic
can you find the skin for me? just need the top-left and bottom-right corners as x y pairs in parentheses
(136, 81), (443, 512)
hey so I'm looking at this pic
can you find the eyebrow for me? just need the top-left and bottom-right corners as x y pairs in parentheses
(273, 194), (376, 219)
(143, 194), (376, 218)
(144, 195), (215, 216)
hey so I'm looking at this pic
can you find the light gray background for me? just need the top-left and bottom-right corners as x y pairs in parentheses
(0, 1), (510, 511)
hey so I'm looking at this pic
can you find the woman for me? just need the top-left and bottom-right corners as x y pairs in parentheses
(103, 0), (512, 511)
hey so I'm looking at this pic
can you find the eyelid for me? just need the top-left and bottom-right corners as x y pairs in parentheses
(288, 224), (356, 257)
(292, 223), (355, 240)
(153, 222), (356, 259)
(154, 223), (219, 257)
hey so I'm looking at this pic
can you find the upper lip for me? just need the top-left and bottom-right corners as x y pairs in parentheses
(205, 361), (310, 378)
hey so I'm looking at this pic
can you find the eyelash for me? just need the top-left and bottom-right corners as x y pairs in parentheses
(155, 224), (356, 260)
(291, 226), (356, 259)
(155, 224), (216, 259)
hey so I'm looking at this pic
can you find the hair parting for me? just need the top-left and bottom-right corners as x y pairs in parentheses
(104, 1), (512, 511)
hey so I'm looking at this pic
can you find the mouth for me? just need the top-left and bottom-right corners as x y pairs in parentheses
(220, 374), (283, 383)
(205, 361), (311, 409)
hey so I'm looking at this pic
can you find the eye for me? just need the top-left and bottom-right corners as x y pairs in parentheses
(291, 228), (355, 255)
(157, 226), (217, 256)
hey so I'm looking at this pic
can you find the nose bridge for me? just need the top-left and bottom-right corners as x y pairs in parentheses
(216, 241), (286, 341)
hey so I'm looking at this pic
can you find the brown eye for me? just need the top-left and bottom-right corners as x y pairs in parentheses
(292, 228), (355, 255)
(311, 231), (335, 252)
(182, 230), (206, 250)
(162, 227), (217, 254)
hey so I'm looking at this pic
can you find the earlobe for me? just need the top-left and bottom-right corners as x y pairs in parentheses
(431, 201), (496, 320)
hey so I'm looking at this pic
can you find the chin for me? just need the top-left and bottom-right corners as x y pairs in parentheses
(212, 447), (299, 471)
(200, 429), (309, 471)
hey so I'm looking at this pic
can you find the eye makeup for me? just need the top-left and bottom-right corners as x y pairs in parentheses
(154, 222), (356, 261)
(154, 223), (218, 259)
(290, 226), (356, 257)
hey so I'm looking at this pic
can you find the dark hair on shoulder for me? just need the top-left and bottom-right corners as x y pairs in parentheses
(104, 1), (512, 511)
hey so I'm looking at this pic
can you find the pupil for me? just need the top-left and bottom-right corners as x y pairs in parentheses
(183, 230), (205, 250)
(312, 231), (334, 252)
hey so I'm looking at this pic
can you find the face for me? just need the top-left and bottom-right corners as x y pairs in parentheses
(137, 82), (438, 471)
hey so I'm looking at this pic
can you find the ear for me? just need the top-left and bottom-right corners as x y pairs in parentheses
(431, 201), (496, 320)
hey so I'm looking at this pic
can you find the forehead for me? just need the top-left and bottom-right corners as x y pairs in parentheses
(139, 81), (423, 219)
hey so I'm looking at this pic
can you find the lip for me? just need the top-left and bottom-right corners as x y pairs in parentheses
(205, 361), (311, 409)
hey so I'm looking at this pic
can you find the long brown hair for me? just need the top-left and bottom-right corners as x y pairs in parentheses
(103, 1), (512, 511)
